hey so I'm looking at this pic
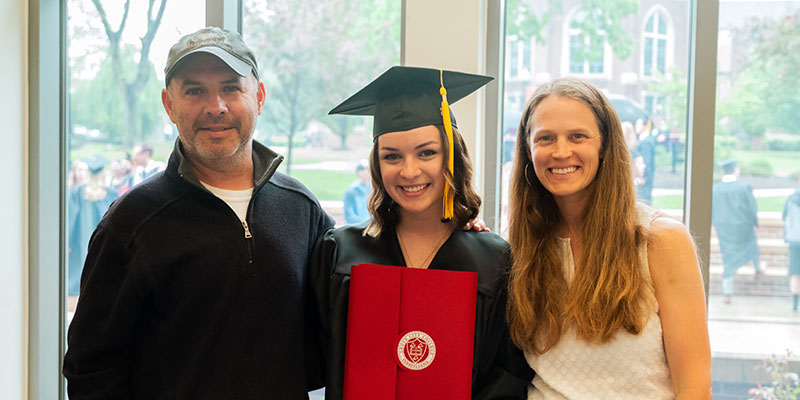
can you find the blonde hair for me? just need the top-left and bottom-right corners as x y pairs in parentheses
(507, 77), (652, 354)
(364, 125), (480, 237)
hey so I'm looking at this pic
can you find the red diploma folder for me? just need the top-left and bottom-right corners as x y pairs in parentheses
(343, 263), (478, 400)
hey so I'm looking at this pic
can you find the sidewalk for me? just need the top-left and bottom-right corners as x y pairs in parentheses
(709, 294), (800, 358)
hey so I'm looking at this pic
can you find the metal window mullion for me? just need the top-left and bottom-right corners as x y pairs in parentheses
(482, 0), (505, 231)
(684, 0), (719, 299)
(28, 0), (65, 398)
(206, 0), (241, 33)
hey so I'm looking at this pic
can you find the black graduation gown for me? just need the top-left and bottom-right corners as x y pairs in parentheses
(309, 221), (533, 399)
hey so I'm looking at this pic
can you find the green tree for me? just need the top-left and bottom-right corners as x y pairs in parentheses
(718, 9), (800, 138)
(246, 0), (327, 175)
(317, 0), (401, 149)
(245, 0), (400, 174)
(506, 0), (639, 61)
(646, 66), (687, 134)
(89, 0), (168, 146)
(506, 0), (561, 44)
(70, 44), (164, 146)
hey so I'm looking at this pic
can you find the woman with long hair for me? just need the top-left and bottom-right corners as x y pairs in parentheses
(506, 77), (710, 399)
(310, 66), (533, 399)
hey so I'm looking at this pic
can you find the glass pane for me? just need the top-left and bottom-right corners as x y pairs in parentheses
(511, 39), (520, 77)
(523, 38), (532, 72)
(588, 40), (604, 74)
(657, 38), (666, 74)
(243, 0), (401, 232)
(569, 34), (583, 73)
(710, 1), (800, 397)
(65, 0), (203, 318)
(499, 1), (689, 262)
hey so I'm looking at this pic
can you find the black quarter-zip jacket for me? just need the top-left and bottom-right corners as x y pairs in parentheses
(64, 139), (334, 400)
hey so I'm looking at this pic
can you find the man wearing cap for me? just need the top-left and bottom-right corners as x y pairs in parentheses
(64, 27), (333, 399)
(711, 159), (762, 304)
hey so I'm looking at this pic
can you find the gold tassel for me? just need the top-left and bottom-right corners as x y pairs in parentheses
(439, 69), (455, 221)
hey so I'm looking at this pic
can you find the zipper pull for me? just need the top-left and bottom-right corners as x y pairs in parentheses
(242, 220), (253, 239)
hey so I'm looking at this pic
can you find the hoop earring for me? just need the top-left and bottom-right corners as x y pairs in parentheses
(524, 163), (534, 186)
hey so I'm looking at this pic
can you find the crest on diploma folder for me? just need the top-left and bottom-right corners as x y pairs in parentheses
(344, 264), (478, 400)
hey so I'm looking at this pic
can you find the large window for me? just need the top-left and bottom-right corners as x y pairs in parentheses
(64, 0), (204, 318)
(499, 1), (800, 397)
(501, 0), (689, 234)
(60, 1), (400, 398)
(709, 1), (800, 397)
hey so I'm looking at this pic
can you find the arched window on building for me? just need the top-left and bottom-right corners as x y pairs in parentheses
(564, 7), (610, 77)
(642, 7), (673, 77)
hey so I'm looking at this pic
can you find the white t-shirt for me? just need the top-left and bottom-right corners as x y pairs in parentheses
(200, 181), (253, 222)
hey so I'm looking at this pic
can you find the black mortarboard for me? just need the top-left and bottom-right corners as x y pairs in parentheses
(329, 65), (493, 221)
(328, 66), (493, 139)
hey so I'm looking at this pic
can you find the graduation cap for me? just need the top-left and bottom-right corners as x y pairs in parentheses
(82, 154), (110, 174)
(329, 65), (493, 220)
(719, 159), (739, 174)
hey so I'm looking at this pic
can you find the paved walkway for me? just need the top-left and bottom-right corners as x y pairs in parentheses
(708, 294), (800, 359)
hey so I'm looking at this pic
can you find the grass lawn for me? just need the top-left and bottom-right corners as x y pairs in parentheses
(652, 195), (683, 211)
(287, 169), (354, 201)
(653, 195), (788, 212)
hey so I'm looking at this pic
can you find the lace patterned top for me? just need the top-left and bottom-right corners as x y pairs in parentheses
(525, 229), (673, 399)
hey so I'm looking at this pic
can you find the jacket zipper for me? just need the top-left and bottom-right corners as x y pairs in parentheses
(242, 220), (254, 263)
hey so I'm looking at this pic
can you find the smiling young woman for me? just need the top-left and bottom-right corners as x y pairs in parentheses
(308, 66), (533, 399)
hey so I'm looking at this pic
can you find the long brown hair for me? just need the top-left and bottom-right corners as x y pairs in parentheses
(364, 125), (481, 237)
(507, 77), (652, 354)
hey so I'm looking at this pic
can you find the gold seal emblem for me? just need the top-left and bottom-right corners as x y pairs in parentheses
(395, 330), (436, 371)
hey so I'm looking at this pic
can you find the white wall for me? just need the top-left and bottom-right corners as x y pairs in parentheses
(0, 0), (27, 398)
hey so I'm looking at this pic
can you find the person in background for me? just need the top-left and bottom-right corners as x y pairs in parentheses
(342, 159), (371, 224)
(130, 143), (166, 186)
(782, 175), (800, 312)
(67, 154), (118, 298)
(64, 27), (333, 398)
(712, 159), (763, 304)
(622, 121), (646, 192)
(635, 118), (655, 204)
(311, 66), (533, 399)
(108, 158), (133, 196)
(507, 77), (711, 399)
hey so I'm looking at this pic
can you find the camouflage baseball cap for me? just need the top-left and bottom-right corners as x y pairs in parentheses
(164, 26), (259, 86)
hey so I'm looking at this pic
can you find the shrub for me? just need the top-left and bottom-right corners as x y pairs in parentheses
(767, 138), (800, 152)
(741, 160), (775, 177)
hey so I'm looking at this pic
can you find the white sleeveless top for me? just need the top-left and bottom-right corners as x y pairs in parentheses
(525, 224), (673, 399)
